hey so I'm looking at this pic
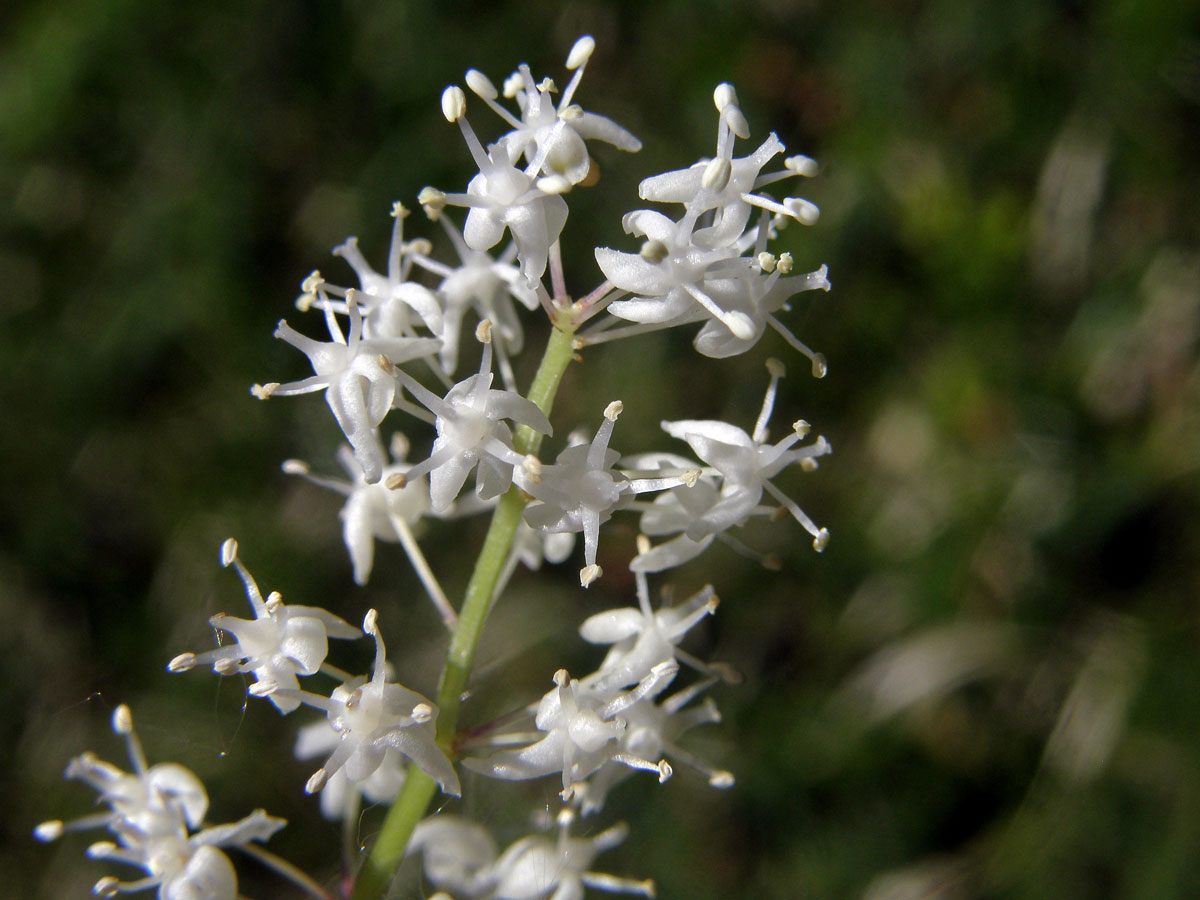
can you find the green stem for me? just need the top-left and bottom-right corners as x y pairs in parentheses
(350, 316), (577, 900)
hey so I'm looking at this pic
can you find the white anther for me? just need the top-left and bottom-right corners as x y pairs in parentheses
(724, 311), (756, 341)
(265, 591), (283, 614)
(681, 468), (701, 487)
(776, 251), (794, 275)
(713, 83), (739, 111)
(725, 105), (750, 139)
(300, 270), (325, 294)
(418, 186), (446, 217)
(111, 705), (132, 736)
(411, 703), (433, 723)
(553, 668), (570, 688)
(465, 69), (497, 99)
(604, 400), (623, 421)
(636, 534), (652, 555)
(537, 77), (557, 93)
(86, 841), (117, 859)
(34, 820), (63, 842)
(251, 382), (279, 399)
(384, 472), (407, 490)
(558, 103), (583, 120)
(248, 679), (278, 697)
(536, 174), (572, 195)
(785, 154), (819, 177)
(281, 459), (309, 476)
(220, 538), (238, 567)
(709, 770), (735, 788)
(214, 656), (241, 676)
(475, 319), (493, 344)
(390, 201), (408, 219)
(93, 876), (120, 897)
(167, 652), (197, 673)
(792, 419), (810, 438)
(580, 564), (603, 587)
(657, 759), (673, 783)
(757, 251), (777, 273)
(701, 157), (732, 191)
(441, 85), (467, 123)
(785, 197), (820, 225)
(767, 357), (786, 378)
(813, 527), (830, 552)
(363, 608), (379, 635)
(810, 353), (827, 378)
(567, 35), (596, 69)
(305, 768), (327, 794)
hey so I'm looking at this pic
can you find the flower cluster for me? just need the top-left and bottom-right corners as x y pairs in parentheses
(35, 706), (286, 900)
(39, 34), (834, 900)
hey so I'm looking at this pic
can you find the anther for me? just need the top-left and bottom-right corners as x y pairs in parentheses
(536, 174), (572, 195)
(701, 157), (731, 192)
(757, 251), (777, 273)
(464, 69), (497, 99)
(553, 669), (570, 688)
(248, 679), (278, 697)
(281, 459), (309, 476)
(792, 419), (810, 438)
(800, 457), (819, 472)
(251, 382), (279, 399)
(475, 319), (493, 344)
(812, 527), (830, 552)
(636, 534), (652, 555)
(567, 35), (595, 69)
(810, 353), (828, 378)
(785, 154), (819, 177)
(305, 768), (327, 794)
(167, 652), (197, 673)
(713, 83), (739, 111)
(657, 759), (673, 783)
(411, 703), (433, 723)
(391, 201), (409, 219)
(580, 564), (603, 587)
(681, 468), (701, 487)
(709, 770), (735, 788)
(33, 820), (63, 842)
(363, 608), (379, 635)
(776, 251), (794, 275)
(767, 357), (786, 378)
(112, 705), (133, 736)
(384, 472), (406, 490)
(214, 657), (241, 676)
(93, 876), (120, 897)
(418, 186), (446, 219)
(265, 591), (283, 614)
(604, 400), (623, 421)
(441, 85), (467, 123)
(785, 197), (820, 225)
(220, 538), (238, 567)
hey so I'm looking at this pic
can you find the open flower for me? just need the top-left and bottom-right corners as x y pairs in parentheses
(167, 539), (360, 714)
(393, 320), (551, 512)
(286, 609), (460, 798)
(34, 706), (285, 900)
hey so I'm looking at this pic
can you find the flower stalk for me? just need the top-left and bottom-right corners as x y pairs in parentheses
(351, 314), (577, 900)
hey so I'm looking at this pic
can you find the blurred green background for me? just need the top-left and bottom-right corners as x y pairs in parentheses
(4, 0), (1200, 898)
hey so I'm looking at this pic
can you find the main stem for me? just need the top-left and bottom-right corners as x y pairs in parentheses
(350, 314), (577, 900)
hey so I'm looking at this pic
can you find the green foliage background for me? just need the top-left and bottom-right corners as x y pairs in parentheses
(3, 1), (1200, 898)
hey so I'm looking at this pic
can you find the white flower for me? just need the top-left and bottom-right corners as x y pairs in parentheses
(283, 435), (432, 586)
(295, 609), (460, 798)
(522, 401), (696, 587)
(490, 815), (654, 900)
(423, 87), (569, 285)
(409, 812), (655, 900)
(393, 321), (551, 513)
(463, 35), (641, 185)
(574, 680), (732, 817)
(638, 82), (819, 248)
(167, 539), (361, 714)
(409, 213), (538, 386)
(661, 359), (831, 549)
(35, 706), (285, 900)
(294, 719), (407, 820)
(579, 568), (718, 690)
(255, 283), (440, 483)
(463, 664), (677, 801)
(324, 202), (445, 339)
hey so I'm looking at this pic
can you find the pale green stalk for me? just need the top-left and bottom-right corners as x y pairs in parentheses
(350, 315), (577, 900)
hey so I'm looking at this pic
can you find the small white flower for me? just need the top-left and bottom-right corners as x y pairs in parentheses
(167, 539), (361, 714)
(394, 321), (551, 513)
(35, 706), (285, 900)
(464, 35), (641, 185)
(294, 719), (407, 820)
(522, 401), (692, 586)
(284, 435), (432, 586)
(661, 359), (831, 549)
(258, 285), (440, 483)
(295, 609), (460, 797)
(463, 663), (677, 800)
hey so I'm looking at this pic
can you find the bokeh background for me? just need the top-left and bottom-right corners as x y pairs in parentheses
(4, 1), (1200, 898)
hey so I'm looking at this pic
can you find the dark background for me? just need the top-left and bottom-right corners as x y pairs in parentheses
(4, 1), (1200, 898)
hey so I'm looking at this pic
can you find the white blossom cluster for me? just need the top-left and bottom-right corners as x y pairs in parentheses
(38, 35), (834, 900)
